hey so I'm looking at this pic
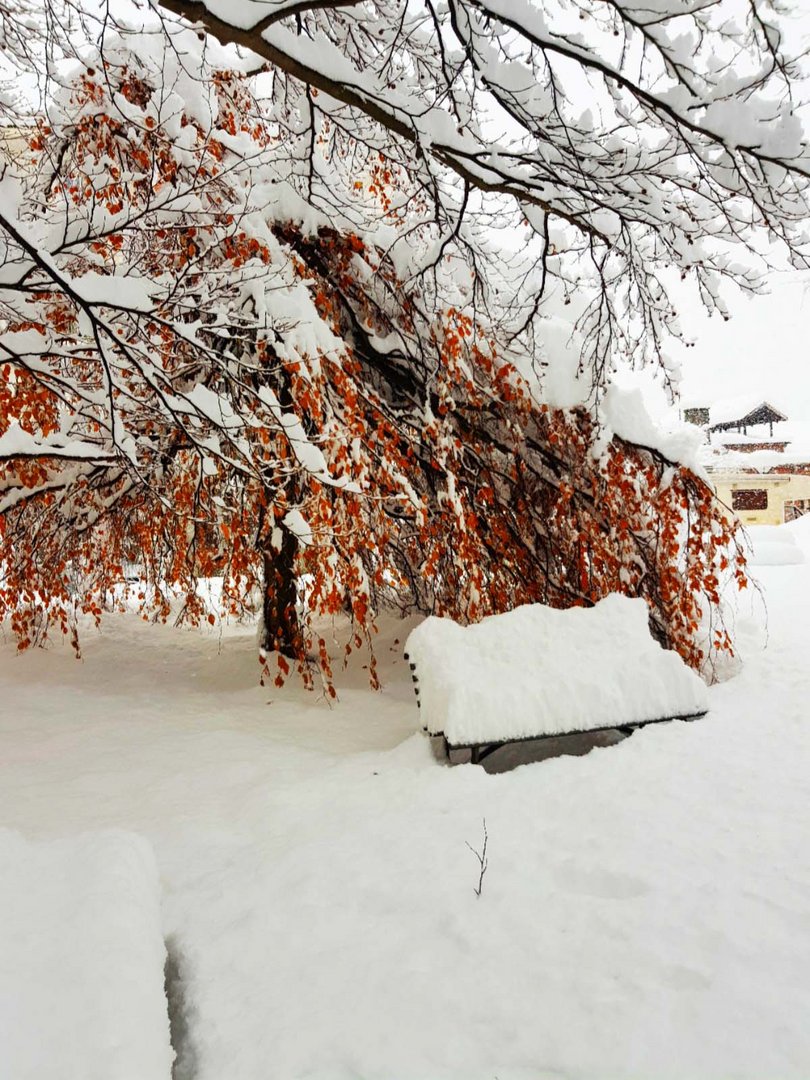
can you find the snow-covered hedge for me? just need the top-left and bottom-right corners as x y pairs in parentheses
(0, 829), (173, 1080)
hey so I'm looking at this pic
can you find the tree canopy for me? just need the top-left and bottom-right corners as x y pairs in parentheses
(1, 0), (805, 686)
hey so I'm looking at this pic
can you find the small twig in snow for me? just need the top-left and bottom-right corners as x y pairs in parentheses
(465, 818), (488, 898)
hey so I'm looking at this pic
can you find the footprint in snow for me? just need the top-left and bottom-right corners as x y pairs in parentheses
(554, 861), (649, 900)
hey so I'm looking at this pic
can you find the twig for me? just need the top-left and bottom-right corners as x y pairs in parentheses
(465, 817), (488, 898)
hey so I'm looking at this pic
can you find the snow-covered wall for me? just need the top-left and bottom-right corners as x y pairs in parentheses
(405, 594), (708, 746)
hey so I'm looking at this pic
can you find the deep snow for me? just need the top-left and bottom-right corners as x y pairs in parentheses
(1, 547), (810, 1079)
(746, 523), (806, 566)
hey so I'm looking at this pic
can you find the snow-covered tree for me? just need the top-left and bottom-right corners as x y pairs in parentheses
(0, 0), (805, 684)
(153, 0), (810, 377)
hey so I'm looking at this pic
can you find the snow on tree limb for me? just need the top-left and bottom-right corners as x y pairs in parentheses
(8, 2), (810, 378)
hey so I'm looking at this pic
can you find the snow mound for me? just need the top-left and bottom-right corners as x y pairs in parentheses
(405, 593), (708, 746)
(0, 829), (173, 1080)
(784, 513), (810, 554)
(746, 525), (805, 566)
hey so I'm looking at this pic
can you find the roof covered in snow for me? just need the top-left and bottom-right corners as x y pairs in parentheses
(708, 396), (788, 429)
(704, 420), (810, 473)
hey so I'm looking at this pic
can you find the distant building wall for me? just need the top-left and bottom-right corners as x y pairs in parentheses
(723, 442), (790, 454)
(713, 472), (810, 526)
(0, 126), (34, 164)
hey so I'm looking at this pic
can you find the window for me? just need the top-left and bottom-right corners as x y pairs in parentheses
(732, 488), (767, 511)
(785, 500), (810, 522)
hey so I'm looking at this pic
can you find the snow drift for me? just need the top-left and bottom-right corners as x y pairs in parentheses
(0, 829), (173, 1080)
(746, 525), (805, 566)
(405, 593), (708, 746)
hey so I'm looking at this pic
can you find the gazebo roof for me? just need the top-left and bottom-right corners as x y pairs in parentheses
(709, 396), (788, 431)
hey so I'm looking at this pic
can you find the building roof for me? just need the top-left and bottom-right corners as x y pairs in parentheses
(703, 420), (810, 473)
(709, 395), (788, 428)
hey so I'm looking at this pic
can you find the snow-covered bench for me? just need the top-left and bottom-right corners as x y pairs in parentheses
(0, 829), (173, 1080)
(404, 594), (708, 765)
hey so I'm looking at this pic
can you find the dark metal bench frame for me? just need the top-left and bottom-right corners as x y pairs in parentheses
(444, 713), (705, 764)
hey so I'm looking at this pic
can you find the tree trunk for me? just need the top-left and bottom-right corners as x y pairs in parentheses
(261, 527), (302, 660)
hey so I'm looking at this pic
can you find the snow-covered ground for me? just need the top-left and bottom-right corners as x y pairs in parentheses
(746, 522), (806, 566)
(2, 532), (810, 1079)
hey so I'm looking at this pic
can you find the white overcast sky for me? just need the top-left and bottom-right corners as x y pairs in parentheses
(672, 272), (810, 419)
(667, 1), (810, 421)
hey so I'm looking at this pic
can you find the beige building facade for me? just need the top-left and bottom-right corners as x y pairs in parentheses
(712, 471), (810, 527)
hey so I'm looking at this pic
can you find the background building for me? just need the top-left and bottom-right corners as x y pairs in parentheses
(682, 396), (810, 526)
